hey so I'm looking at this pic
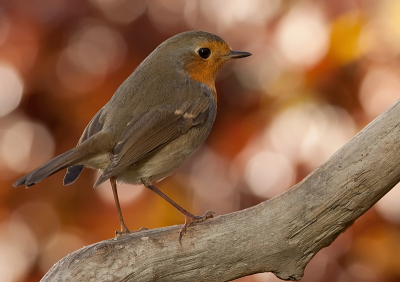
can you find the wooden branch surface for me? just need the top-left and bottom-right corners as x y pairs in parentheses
(41, 100), (400, 282)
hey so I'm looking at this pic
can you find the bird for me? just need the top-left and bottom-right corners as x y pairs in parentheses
(13, 30), (251, 239)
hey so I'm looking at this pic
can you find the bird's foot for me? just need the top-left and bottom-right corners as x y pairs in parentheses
(179, 210), (215, 241)
(115, 226), (148, 239)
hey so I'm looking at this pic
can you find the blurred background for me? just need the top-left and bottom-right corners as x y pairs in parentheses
(1, 0), (400, 281)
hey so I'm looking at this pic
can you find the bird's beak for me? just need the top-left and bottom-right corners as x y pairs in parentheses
(224, 50), (252, 60)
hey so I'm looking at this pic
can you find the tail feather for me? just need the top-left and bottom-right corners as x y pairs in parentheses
(13, 149), (81, 188)
(63, 165), (84, 185)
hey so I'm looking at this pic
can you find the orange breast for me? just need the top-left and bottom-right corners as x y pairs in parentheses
(184, 58), (219, 104)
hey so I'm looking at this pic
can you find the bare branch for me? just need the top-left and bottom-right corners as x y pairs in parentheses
(41, 100), (400, 282)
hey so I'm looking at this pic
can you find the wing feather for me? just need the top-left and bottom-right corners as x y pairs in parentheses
(94, 96), (210, 186)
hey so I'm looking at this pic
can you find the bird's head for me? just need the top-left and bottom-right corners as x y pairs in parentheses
(149, 31), (251, 91)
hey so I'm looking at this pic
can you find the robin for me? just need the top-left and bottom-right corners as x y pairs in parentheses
(13, 31), (251, 239)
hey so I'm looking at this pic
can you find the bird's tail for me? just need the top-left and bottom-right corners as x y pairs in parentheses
(13, 149), (82, 188)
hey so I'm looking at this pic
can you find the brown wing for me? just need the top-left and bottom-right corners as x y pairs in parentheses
(93, 97), (210, 187)
(63, 107), (105, 185)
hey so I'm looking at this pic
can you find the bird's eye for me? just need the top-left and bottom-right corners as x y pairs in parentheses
(197, 48), (211, 59)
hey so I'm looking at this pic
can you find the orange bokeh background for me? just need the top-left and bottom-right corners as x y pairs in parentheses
(1, 1), (400, 281)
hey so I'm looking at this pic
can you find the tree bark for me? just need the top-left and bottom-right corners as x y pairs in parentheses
(41, 100), (400, 282)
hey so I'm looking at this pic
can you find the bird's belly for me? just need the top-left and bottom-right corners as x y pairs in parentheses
(116, 127), (209, 185)
(84, 153), (110, 170)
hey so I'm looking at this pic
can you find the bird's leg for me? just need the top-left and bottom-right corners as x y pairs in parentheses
(143, 181), (215, 240)
(110, 178), (148, 239)
(110, 177), (131, 237)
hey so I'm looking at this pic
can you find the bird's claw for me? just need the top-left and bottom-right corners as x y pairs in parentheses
(115, 226), (148, 239)
(179, 210), (216, 241)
